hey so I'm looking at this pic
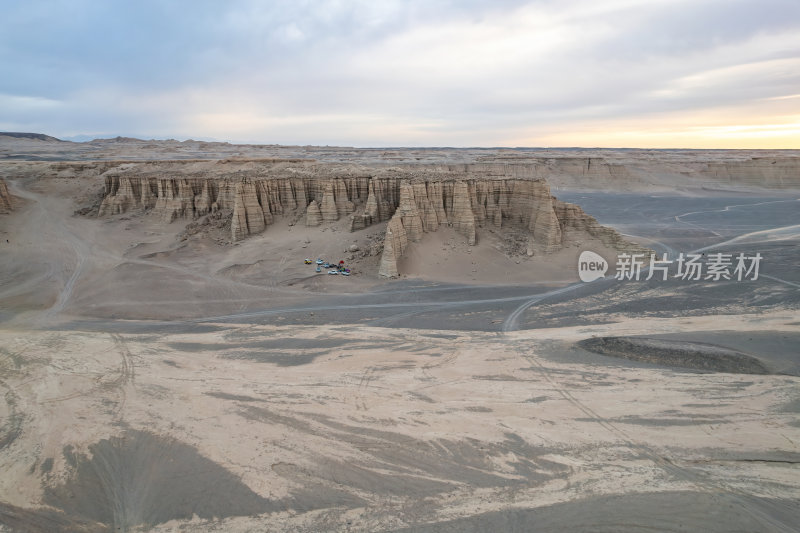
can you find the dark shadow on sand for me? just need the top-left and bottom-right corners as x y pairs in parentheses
(391, 490), (799, 533)
(44, 430), (274, 531)
(577, 337), (772, 374)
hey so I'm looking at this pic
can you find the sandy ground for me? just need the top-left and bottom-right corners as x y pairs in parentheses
(396, 227), (622, 285)
(0, 314), (798, 532)
(0, 146), (798, 532)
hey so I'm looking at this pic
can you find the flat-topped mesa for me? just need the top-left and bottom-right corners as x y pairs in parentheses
(0, 179), (14, 213)
(98, 170), (377, 240)
(698, 158), (800, 188)
(94, 161), (648, 273)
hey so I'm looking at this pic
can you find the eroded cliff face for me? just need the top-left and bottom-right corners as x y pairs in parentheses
(374, 179), (567, 276)
(464, 156), (800, 191)
(97, 162), (375, 239)
(0, 179), (12, 213)
(698, 158), (800, 188)
(95, 160), (649, 277)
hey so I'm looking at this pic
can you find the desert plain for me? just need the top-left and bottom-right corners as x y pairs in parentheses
(0, 135), (798, 532)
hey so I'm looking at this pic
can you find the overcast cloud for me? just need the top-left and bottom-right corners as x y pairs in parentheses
(1, 0), (798, 147)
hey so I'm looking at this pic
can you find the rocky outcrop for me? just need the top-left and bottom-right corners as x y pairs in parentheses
(0, 179), (13, 213)
(305, 200), (322, 226)
(531, 203), (562, 252)
(378, 216), (408, 279)
(156, 179), (197, 223)
(94, 161), (648, 274)
(553, 199), (650, 255)
(698, 158), (800, 188)
(376, 178), (567, 276)
(374, 176), (652, 277)
(394, 182), (424, 242)
(194, 180), (215, 217)
(412, 182), (440, 232)
(449, 182), (476, 245)
(320, 182), (339, 222)
(231, 180), (266, 241)
(350, 177), (399, 228)
(528, 186), (562, 253)
(333, 179), (356, 218)
(98, 176), (140, 216)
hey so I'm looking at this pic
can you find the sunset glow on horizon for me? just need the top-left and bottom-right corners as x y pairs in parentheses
(1, 0), (798, 148)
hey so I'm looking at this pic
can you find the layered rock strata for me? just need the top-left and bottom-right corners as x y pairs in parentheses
(95, 161), (648, 276)
(97, 164), (375, 241)
(698, 158), (800, 188)
(305, 200), (322, 226)
(374, 178), (574, 276)
(98, 171), (382, 241)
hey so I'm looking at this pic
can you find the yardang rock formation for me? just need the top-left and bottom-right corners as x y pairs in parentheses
(90, 160), (651, 277)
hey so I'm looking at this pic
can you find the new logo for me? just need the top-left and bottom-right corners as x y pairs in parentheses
(578, 251), (607, 282)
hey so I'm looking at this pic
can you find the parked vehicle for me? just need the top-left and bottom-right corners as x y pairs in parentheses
(304, 259), (312, 264)
(316, 259), (324, 264)
(315, 266), (321, 272)
(341, 271), (350, 276)
(328, 270), (339, 275)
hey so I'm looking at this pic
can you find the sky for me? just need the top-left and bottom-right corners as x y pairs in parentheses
(1, 0), (799, 148)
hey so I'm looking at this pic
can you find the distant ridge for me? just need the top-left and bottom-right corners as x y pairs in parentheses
(89, 136), (146, 143)
(0, 132), (64, 142)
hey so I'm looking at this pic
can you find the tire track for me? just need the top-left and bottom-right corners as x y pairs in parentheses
(355, 366), (375, 411)
(515, 341), (798, 532)
(40, 334), (135, 418)
(503, 217), (800, 332)
(501, 281), (604, 332)
(6, 179), (89, 323)
(0, 388), (23, 451)
(108, 334), (136, 418)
